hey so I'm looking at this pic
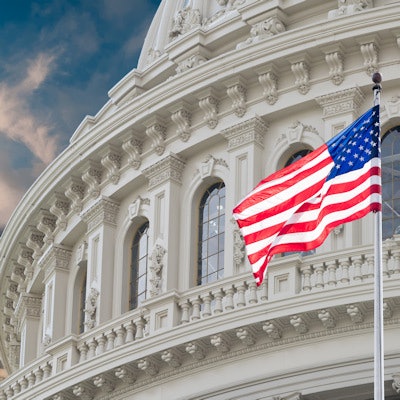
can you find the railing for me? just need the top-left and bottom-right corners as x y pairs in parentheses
(1, 235), (399, 399)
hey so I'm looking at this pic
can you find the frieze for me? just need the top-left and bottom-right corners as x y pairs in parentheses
(221, 116), (268, 150)
(80, 196), (120, 232)
(142, 153), (186, 190)
(315, 86), (364, 117)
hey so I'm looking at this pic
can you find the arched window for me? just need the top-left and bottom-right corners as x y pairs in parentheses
(129, 221), (149, 310)
(382, 126), (400, 239)
(197, 182), (225, 285)
(78, 273), (87, 334)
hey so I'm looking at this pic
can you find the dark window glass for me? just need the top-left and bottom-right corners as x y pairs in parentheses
(382, 127), (400, 239)
(79, 273), (87, 334)
(130, 221), (149, 309)
(197, 182), (225, 285)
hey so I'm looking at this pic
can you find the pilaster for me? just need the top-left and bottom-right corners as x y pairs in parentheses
(142, 153), (186, 292)
(80, 196), (120, 326)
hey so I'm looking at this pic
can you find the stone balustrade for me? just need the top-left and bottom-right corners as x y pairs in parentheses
(1, 236), (399, 398)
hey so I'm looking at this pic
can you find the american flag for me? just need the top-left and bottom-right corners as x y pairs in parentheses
(233, 105), (381, 286)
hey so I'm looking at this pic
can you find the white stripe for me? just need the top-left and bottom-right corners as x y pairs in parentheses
(238, 148), (330, 204)
(235, 161), (333, 232)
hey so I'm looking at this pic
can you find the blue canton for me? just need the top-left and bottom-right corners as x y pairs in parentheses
(326, 105), (380, 181)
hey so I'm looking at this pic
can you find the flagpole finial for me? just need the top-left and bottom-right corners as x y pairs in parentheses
(372, 72), (382, 85)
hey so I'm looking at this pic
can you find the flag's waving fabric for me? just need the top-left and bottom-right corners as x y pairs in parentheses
(233, 105), (381, 286)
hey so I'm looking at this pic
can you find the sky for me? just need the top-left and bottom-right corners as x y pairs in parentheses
(0, 0), (161, 234)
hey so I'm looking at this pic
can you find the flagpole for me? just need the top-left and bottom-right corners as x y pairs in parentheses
(372, 72), (384, 400)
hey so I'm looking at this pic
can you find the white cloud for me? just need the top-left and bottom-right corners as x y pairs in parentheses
(0, 52), (59, 164)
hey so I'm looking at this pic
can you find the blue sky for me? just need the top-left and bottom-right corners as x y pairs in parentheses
(0, 0), (161, 232)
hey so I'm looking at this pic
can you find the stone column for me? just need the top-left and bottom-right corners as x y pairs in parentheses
(221, 116), (268, 274)
(142, 153), (186, 293)
(14, 294), (42, 366)
(39, 245), (72, 345)
(81, 196), (119, 326)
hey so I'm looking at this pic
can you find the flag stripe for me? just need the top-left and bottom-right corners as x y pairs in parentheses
(233, 105), (381, 286)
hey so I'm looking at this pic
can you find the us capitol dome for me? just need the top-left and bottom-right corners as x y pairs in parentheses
(0, 0), (400, 399)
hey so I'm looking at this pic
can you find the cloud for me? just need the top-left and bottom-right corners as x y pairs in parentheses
(0, 52), (59, 165)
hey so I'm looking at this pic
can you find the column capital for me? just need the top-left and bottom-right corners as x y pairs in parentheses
(80, 196), (120, 232)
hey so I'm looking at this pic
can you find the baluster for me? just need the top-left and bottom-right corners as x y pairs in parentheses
(365, 254), (374, 278)
(0, 390), (6, 400)
(96, 334), (107, 355)
(11, 382), (20, 395)
(352, 256), (363, 281)
(202, 293), (213, 317)
(27, 371), (36, 387)
(191, 297), (201, 320)
(125, 321), (136, 342)
(247, 281), (258, 304)
(87, 338), (97, 359)
(300, 265), (312, 291)
(77, 342), (88, 363)
(179, 300), (190, 323)
(313, 263), (325, 289)
(134, 316), (145, 339)
(224, 286), (235, 310)
(35, 367), (43, 383)
(326, 260), (338, 286)
(106, 331), (116, 351)
(339, 258), (350, 283)
(115, 325), (126, 347)
(42, 362), (52, 379)
(236, 283), (247, 307)
(259, 279), (268, 301)
(19, 377), (28, 391)
(5, 387), (13, 400)
(212, 289), (224, 314)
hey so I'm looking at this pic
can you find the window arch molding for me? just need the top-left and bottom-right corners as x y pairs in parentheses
(266, 123), (323, 176)
(114, 198), (150, 315)
(180, 159), (229, 290)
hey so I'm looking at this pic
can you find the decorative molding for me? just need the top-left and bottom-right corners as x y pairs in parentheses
(237, 15), (286, 49)
(17, 245), (34, 281)
(14, 294), (42, 322)
(122, 133), (143, 170)
(258, 66), (279, 105)
(49, 192), (70, 231)
(318, 309), (336, 329)
(221, 116), (268, 151)
(144, 117), (167, 156)
(150, 244), (166, 297)
(290, 57), (310, 95)
(128, 196), (150, 221)
(358, 37), (379, 75)
(315, 86), (365, 117)
(225, 77), (247, 118)
(393, 372), (400, 394)
(37, 209), (57, 245)
(161, 349), (182, 368)
(64, 176), (85, 213)
(93, 374), (115, 393)
(236, 327), (255, 346)
(185, 342), (205, 360)
(81, 160), (103, 199)
(137, 357), (159, 376)
(169, 7), (201, 40)
(233, 225), (245, 268)
(26, 226), (45, 260)
(210, 333), (230, 353)
(198, 89), (219, 129)
(290, 315), (308, 334)
(142, 153), (186, 190)
(176, 54), (208, 74)
(114, 365), (137, 384)
(72, 382), (94, 400)
(39, 244), (72, 278)
(80, 196), (120, 232)
(101, 144), (122, 185)
(171, 107), (192, 142)
(276, 121), (319, 148)
(347, 304), (364, 323)
(197, 154), (228, 180)
(323, 45), (345, 85)
(328, 0), (373, 19)
(381, 95), (400, 122)
(84, 288), (99, 330)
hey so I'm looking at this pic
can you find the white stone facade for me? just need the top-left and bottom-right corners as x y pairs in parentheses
(0, 0), (400, 399)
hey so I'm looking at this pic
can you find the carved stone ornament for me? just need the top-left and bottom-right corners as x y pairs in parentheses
(176, 54), (207, 74)
(84, 288), (99, 330)
(101, 144), (122, 185)
(128, 196), (150, 221)
(198, 92), (219, 129)
(328, 0), (372, 19)
(122, 135), (142, 170)
(258, 69), (279, 105)
(276, 121), (319, 147)
(233, 225), (245, 267)
(144, 119), (167, 156)
(198, 154), (228, 180)
(150, 244), (166, 297)
(169, 7), (201, 40)
(291, 59), (310, 95)
(80, 196), (120, 232)
(142, 153), (186, 191)
(81, 160), (102, 199)
(237, 16), (286, 49)
(171, 107), (192, 142)
(324, 48), (345, 85)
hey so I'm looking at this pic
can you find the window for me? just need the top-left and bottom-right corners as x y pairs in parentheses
(78, 273), (87, 334)
(382, 127), (400, 239)
(130, 221), (149, 309)
(197, 182), (225, 285)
